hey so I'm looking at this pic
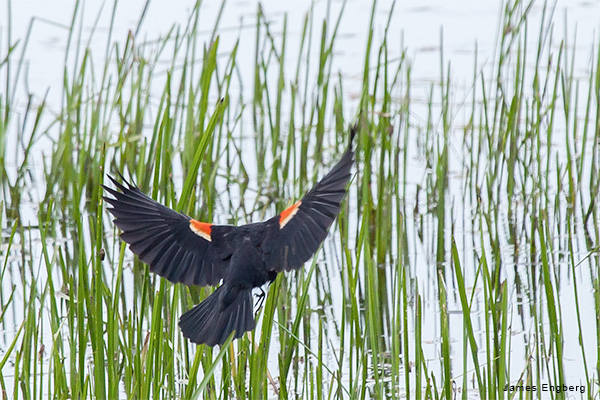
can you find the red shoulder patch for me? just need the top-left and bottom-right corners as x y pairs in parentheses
(279, 200), (302, 229)
(190, 220), (213, 242)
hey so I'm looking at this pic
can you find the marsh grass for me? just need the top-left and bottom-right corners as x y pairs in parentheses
(1, 0), (599, 398)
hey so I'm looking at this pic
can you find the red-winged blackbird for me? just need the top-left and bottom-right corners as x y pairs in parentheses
(103, 128), (355, 346)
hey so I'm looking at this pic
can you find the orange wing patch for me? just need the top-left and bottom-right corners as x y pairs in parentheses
(279, 200), (302, 229)
(190, 220), (213, 242)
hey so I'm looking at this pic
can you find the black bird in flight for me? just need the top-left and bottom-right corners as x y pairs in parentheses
(103, 128), (355, 346)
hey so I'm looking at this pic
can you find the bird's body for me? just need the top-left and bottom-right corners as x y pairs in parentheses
(227, 234), (277, 287)
(104, 129), (355, 346)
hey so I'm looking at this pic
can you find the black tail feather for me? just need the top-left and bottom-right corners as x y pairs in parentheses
(179, 285), (255, 346)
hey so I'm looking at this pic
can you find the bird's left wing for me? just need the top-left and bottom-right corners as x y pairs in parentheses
(260, 132), (355, 271)
(103, 175), (234, 286)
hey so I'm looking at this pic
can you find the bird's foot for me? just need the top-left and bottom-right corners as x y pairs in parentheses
(254, 287), (266, 316)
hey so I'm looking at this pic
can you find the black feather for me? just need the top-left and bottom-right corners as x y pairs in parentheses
(179, 285), (255, 346)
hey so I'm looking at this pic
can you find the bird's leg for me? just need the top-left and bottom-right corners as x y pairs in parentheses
(254, 287), (266, 315)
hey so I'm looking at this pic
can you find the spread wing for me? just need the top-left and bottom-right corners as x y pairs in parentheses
(260, 135), (355, 271)
(103, 175), (234, 286)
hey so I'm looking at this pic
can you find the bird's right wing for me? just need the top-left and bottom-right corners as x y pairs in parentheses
(103, 175), (235, 287)
(260, 131), (355, 271)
